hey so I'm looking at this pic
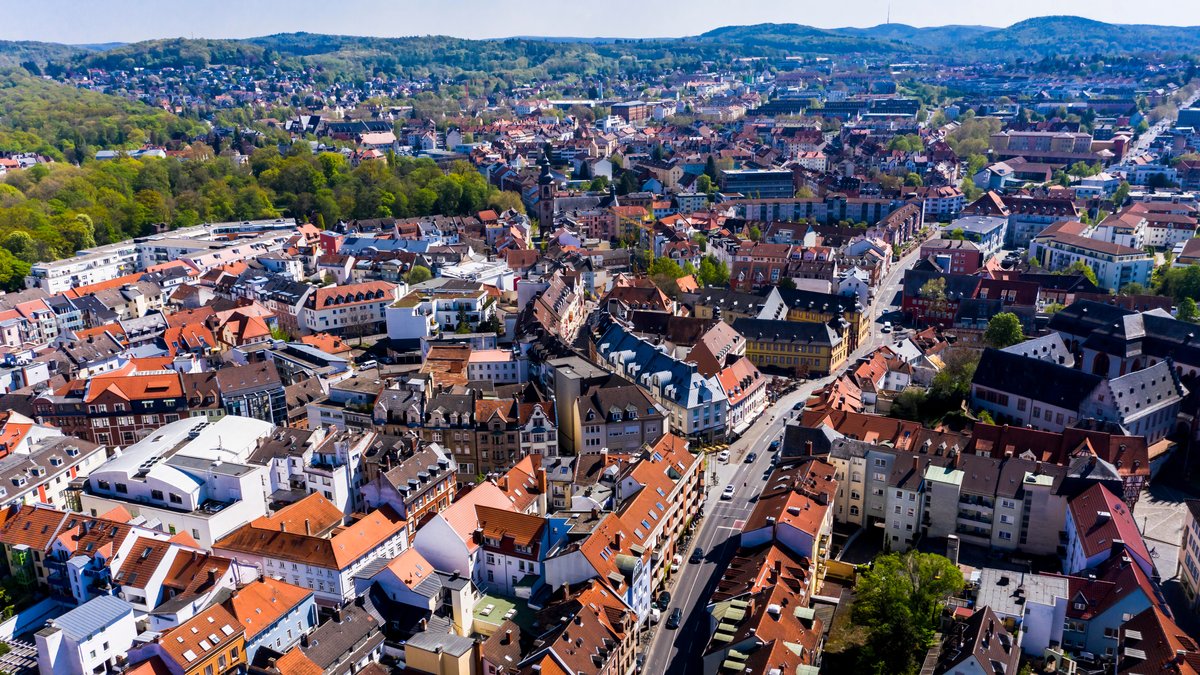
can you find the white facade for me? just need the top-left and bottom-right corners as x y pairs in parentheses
(36, 596), (137, 675)
(467, 350), (528, 384)
(26, 243), (140, 294)
(80, 416), (276, 547)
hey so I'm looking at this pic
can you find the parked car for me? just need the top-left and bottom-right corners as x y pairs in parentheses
(717, 450), (730, 463)
(882, 321), (893, 333)
(666, 607), (683, 629)
(721, 485), (735, 500)
(690, 547), (705, 564)
(657, 591), (671, 610)
(769, 439), (780, 450)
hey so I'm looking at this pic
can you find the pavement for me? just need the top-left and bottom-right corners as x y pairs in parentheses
(640, 246), (922, 674)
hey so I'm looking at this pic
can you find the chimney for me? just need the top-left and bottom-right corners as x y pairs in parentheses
(206, 569), (216, 585)
(332, 609), (343, 623)
(503, 629), (512, 645)
(300, 634), (309, 648)
(912, 455), (920, 473)
(614, 531), (623, 549)
(279, 522), (286, 533)
(304, 519), (311, 536)
(804, 440), (813, 455)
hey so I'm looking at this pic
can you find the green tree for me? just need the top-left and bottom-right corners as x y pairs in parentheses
(697, 255), (730, 288)
(946, 228), (965, 241)
(983, 312), (1024, 348)
(406, 265), (433, 285)
(918, 276), (948, 317)
(1112, 181), (1131, 208)
(704, 155), (718, 181)
(930, 347), (980, 402)
(854, 551), (965, 675)
(455, 305), (471, 333)
(1058, 260), (1098, 286)
(748, 225), (762, 241)
(695, 174), (713, 194)
(1180, 297), (1199, 323)
(647, 256), (686, 279)
(890, 388), (928, 422)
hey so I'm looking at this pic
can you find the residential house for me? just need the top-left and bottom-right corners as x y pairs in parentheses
(214, 493), (407, 606)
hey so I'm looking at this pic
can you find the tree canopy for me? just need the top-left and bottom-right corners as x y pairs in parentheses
(983, 312), (1024, 348)
(853, 551), (965, 674)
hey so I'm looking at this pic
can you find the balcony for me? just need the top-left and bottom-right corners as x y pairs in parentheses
(957, 510), (993, 526)
(958, 494), (994, 509)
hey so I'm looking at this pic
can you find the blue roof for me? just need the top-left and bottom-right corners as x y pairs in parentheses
(51, 595), (133, 641)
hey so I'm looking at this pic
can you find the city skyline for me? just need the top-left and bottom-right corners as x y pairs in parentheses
(1, 0), (1193, 44)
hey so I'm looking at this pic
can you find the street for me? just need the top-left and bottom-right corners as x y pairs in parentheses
(641, 246), (920, 674)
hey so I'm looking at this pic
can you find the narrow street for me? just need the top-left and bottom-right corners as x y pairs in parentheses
(641, 246), (921, 673)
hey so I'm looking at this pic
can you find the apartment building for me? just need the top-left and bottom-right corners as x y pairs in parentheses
(213, 492), (408, 606)
(79, 416), (276, 548)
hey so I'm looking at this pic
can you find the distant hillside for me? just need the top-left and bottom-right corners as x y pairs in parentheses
(73, 38), (270, 70)
(16, 16), (1200, 78)
(830, 24), (994, 52)
(0, 41), (89, 68)
(696, 23), (912, 54)
(0, 70), (206, 160)
(967, 16), (1200, 56)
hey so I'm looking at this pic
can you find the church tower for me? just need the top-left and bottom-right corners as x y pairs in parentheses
(537, 156), (555, 230)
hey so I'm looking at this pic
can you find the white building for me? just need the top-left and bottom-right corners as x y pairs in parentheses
(80, 416), (276, 548)
(26, 242), (140, 294)
(439, 259), (515, 292)
(412, 482), (515, 586)
(466, 350), (528, 384)
(299, 281), (402, 335)
(36, 595), (138, 675)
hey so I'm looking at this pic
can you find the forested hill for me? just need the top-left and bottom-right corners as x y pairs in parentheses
(13, 16), (1200, 78)
(0, 71), (524, 291)
(0, 70), (207, 161)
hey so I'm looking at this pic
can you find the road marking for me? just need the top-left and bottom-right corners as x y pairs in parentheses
(733, 519), (745, 529)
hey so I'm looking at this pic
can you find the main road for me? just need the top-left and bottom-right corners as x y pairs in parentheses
(641, 246), (921, 674)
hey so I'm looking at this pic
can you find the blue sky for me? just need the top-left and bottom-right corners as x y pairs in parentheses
(1, 0), (1193, 43)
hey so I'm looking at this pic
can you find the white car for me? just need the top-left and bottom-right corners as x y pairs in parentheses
(882, 321), (893, 333)
(721, 485), (736, 500)
(717, 450), (731, 463)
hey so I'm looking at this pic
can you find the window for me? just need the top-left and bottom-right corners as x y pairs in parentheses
(169, 493), (182, 504)
(205, 666), (214, 675)
(151, 490), (164, 501)
(998, 531), (1012, 540)
(115, 483), (128, 494)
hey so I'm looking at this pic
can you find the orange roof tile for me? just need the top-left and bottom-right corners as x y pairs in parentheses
(225, 577), (313, 639)
(273, 648), (323, 675)
(157, 604), (244, 669)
